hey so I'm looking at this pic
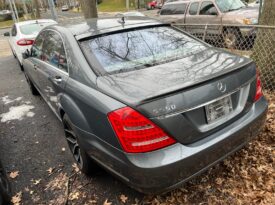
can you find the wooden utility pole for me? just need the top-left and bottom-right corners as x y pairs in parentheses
(80, 0), (98, 19)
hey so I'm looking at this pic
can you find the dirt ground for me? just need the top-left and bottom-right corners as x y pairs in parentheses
(0, 35), (274, 205)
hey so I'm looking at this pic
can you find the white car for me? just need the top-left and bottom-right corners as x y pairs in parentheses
(4, 19), (57, 70)
(61, 5), (70, 11)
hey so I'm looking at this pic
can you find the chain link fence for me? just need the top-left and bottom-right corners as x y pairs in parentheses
(173, 24), (275, 92)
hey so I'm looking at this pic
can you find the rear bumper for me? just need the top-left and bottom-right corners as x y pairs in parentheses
(75, 97), (268, 194)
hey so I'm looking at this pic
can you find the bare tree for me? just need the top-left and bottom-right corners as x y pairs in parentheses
(33, 0), (41, 18)
(80, 0), (97, 19)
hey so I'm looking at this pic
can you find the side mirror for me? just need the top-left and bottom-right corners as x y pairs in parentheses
(22, 49), (30, 59)
(4, 32), (10, 36)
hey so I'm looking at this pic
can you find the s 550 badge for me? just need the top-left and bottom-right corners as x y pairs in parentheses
(153, 104), (177, 115)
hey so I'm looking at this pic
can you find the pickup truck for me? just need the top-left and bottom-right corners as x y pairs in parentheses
(159, 0), (259, 48)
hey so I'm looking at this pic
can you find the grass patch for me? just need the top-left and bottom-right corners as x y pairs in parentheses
(98, 0), (135, 12)
(0, 19), (14, 28)
(0, 17), (31, 29)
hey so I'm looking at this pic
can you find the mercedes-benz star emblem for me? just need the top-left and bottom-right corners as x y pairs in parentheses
(217, 82), (227, 93)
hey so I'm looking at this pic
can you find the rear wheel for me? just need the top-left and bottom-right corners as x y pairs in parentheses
(18, 61), (24, 71)
(0, 162), (11, 205)
(223, 28), (241, 49)
(24, 72), (39, 96)
(62, 114), (96, 175)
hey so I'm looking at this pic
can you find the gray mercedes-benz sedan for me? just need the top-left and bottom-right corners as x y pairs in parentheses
(22, 17), (268, 193)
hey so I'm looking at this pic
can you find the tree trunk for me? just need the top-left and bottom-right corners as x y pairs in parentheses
(33, 0), (41, 18)
(251, 0), (275, 90)
(80, 0), (98, 19)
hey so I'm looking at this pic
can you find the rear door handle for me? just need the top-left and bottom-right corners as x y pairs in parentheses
(53, 76), (62, 84)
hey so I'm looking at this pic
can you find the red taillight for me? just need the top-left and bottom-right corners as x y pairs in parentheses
(254, 71), (263, 102)
(108, 107), (176, 153)
(17, 39), (34, 46)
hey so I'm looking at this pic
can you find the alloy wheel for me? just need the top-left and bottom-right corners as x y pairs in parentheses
(63, 120), (83, 169)
(224, 31), (239, 49)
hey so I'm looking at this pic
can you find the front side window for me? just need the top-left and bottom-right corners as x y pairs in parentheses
(160, 3), (187, 15)
(80, 26), (206, 74)
(200, 1), (218, 15)
(31, 33), (44, 59)
(189, 2), (199, 15)
(42, 31), (68, 72)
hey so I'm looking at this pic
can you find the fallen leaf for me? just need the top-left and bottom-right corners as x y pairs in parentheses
(103, 199), (112, 205)
(9, 171), (19, 179)
(72, 163), (80, 173)
(47, 167), (54, 175)
(87, 200), (97, 204)
(120, 194), (128, 203)
(69, 191), (80, 201)
(33, 179), (41, 185)
(215, 178), (224, 185)
(11, 191), (22, 205)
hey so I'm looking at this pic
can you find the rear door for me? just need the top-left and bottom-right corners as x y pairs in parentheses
(26, 33), (45, 88)
(37, 30), (69, 114)
(195, 1), (222, 36)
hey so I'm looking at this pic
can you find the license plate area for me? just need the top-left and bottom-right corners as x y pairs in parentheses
(205, 96), (233, 124)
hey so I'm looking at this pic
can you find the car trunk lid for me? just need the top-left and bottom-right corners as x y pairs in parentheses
(97, 48), (257, 144)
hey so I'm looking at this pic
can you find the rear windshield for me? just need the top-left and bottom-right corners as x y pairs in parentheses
(80, 26), (206, 74)
(160, 3), (187, 15)
(20, 22), (55, 35)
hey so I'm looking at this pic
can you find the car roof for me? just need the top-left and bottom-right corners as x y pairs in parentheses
(55, 17), (166, 40)
(165, 0), (191, 5)
(15, 19), (57, 26)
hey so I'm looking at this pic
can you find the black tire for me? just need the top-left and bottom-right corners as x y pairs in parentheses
(62, 114), (96, 175)
(0, 162), (11, 205)
(24, 72), (39, 96)
(18, 61), (24, 71)
(223, 28), (242, 49)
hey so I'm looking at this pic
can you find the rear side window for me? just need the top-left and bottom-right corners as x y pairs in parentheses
(160, 3), (187, 15)
(41, 31), (68, 72)
(80, 26), (206, 74)
(189, 2), (199, 15)
(200, 1), (218, 15)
